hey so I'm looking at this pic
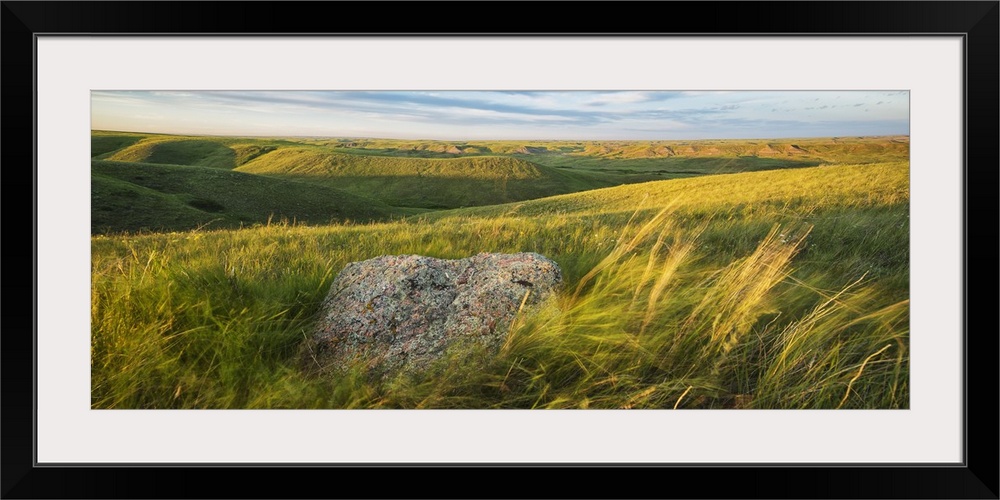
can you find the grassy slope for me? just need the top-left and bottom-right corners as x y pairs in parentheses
(92, 160), (401, 234)
(92, 132), (148, 159)
(568, 136), (910, 162)
(426, 161), (911, 296)
(309, 136), (908, 162)
(92, 174), (222, 233)
(93, 132), (909, 212)
(106, 138), (239, 168)
(524, 155), (823, 182)
(91, 161), (909, 409)
(236, 148), (605, 209)
(96, 131), (300, 166)
(428, 161), (909, 219)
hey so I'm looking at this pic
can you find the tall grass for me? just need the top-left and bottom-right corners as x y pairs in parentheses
(92, 195), (907, 409)
(377, 210), (907, 409)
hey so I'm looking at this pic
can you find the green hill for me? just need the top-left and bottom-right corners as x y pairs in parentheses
(306, 136), (908, 164)
(420, 161), (910, 294)
(95, 132), (288, 169)
(91, 132), (910, 213)
(236, 148), (606, 209)
(105, 138), (240, 168)
(92, 160), (401, 234)
(427, 161), (909, 221)
(92, 159), (909, 409)
(92, 132), (148, 158)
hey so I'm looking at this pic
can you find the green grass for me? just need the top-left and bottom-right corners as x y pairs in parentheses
(524, 155), (823, 183)
(427, 161), (907, 217)
(107, 138), (239, 168)
(92, 132), (909, 217)
(93, 131), (299, 166)
(92, 132), (146, 159)
(236, 149), (604, 209)
(92, 160), (402, 234)
(91, 161), (908, 409)
(297, 136), (909, 164)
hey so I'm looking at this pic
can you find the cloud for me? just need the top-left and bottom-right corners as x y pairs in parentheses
(581, 91), (656, 106)
(91, 90), (910, 140)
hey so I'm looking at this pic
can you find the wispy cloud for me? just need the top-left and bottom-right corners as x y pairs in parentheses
(91, 90), (909, 140)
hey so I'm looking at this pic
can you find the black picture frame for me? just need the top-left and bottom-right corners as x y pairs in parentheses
(3, 2), (997, 498)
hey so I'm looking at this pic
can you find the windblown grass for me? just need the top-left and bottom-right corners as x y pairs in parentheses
(91, 162), (908, 409)
(373, 211), (907, 410)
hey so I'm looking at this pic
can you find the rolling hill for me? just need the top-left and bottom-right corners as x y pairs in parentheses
(91, 157), (909, 410)
(425, 161), (909, 221)
(235, 148), (607, 209)
(90, 132), (909, 233)
(92, 160), (400, 234)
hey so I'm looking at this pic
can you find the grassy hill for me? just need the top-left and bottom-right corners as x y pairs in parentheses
(568, 136), (909, 162)
(428, 161), (908, 220)
(106, 138), (238, 168)
(92, 132), (148, 158)
(307, 136), (908, 163)
(423, 161), (911, 297)
(91, 161), (908, 410)
(236, 148), (606, 209)
(99, 134), (289, 169)
(92, 132), (909, 214)
(92, 160), (401, 234)
(89, 131), (910, 409)
(521, 136), (908, 178)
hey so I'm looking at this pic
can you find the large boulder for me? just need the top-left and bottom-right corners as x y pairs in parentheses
(301, 252), (562, 378)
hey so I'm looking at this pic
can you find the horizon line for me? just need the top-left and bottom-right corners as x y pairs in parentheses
(91, 128), (911, 143)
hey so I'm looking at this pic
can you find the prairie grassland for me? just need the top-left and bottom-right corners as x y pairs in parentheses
(235, 149), (600, 209)
(91, 161), (908, 409)
(91, 160), (401, 234)
(92, 132), (909, 234)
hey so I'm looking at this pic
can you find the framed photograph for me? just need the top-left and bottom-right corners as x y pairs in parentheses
(5, 2), (996, 498)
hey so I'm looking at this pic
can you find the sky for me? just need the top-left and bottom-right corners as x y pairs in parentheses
(91, 90), (909, 141)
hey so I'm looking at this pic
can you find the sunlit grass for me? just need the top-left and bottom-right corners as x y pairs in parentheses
(91, 162), (908, 409)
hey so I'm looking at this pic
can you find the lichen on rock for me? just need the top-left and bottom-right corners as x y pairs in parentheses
(301, 252), (562, 379)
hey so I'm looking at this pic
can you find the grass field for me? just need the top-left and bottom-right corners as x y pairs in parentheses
(90, 130), (909, 409)
(235, 148), (603, 209)
(92, 132), (909, 232)
(92, 160), (403, 234)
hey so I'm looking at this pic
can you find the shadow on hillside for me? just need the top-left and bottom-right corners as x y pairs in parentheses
(92, 135), (144, 158)
(266, 174), (590, 210)
(530, 155), (824, 175)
